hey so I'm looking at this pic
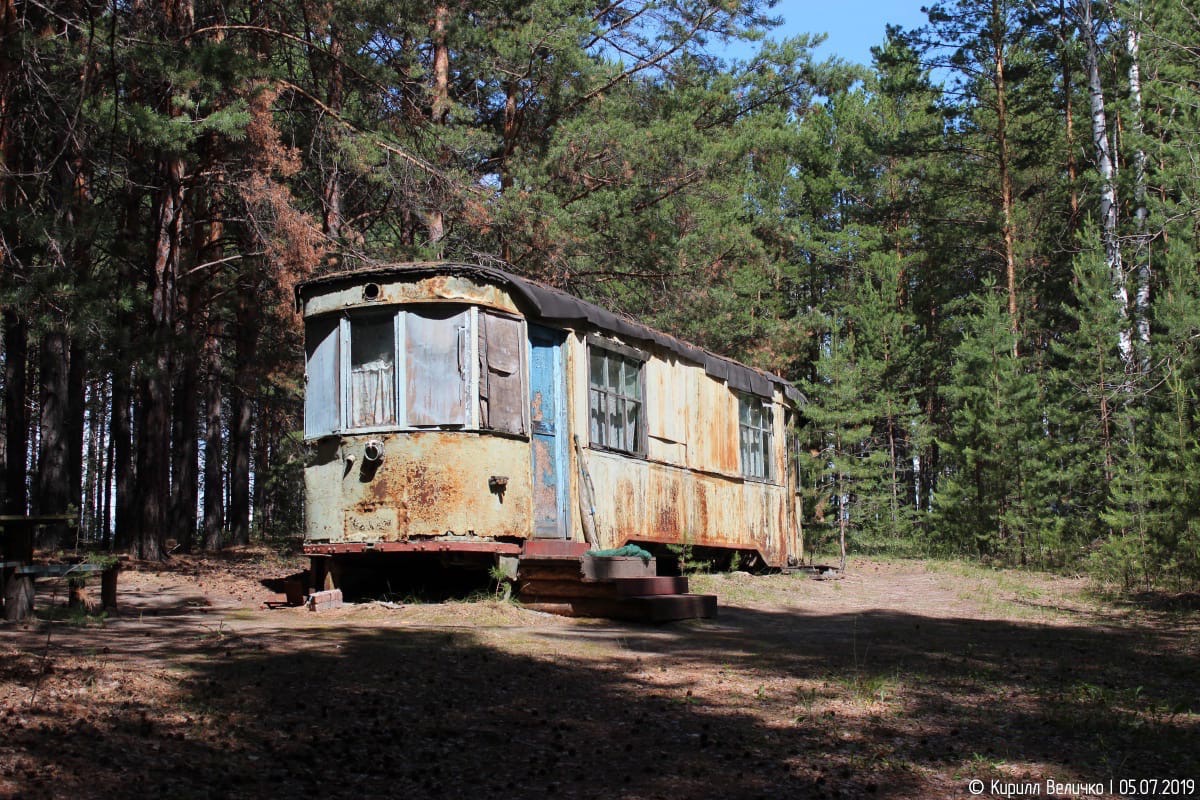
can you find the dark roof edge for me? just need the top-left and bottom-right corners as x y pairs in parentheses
(296, 262), (805, 406)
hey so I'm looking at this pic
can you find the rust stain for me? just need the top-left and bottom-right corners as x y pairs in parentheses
(651, 477), (681, 538)
(531, 390), (544, 423)
(322, 432), (533, 544)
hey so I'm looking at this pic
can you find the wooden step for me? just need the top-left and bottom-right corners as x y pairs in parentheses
(519, 575), (688, 600)
(516, 559), (585, 581)
(624, 593), (717, 622)
(522, 540), (590, 558)
(613, 576), (689, 597)
(582, 555), (657, 580)
(518, 593), (717, 622)
(516, 579), (618, 600)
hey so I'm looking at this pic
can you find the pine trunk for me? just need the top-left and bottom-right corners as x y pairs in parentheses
(35, 330), (71, 550)
(2, 312), (28, 515)
(67, 337), (86, 519)
(202, 319), (224, 551)
(227, 290), (259, 547)
(253, 403), (270, 537)
(111, 365), (133, 550)
(992, 0), (1019, 353)
(426, 4), (450, 249)
(169, 358), (199, 551)
(321, 19), (345, 243)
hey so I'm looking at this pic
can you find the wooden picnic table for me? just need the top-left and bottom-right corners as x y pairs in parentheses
(0, 514), (116, 622)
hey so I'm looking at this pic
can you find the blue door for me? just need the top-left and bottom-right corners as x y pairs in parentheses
(529, 326), (568, 538)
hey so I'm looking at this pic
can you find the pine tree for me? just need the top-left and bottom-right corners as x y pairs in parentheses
(934, 287), (1050, 563)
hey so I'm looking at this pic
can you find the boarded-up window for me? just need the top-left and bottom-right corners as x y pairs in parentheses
(478, 312), (525, 435)
(304, 315), (340, 437)
(349, 315), (397, 428)
(406, 308), (468, 427)
(739, 394), (773, 480)
(646, 357), (686, 443)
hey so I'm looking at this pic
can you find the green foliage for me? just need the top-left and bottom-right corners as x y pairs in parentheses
(933, 287), (1052, 565)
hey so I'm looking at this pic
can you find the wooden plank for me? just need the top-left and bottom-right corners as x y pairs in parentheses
(406, 310), (468, 426)
(15, 563), (106, 576)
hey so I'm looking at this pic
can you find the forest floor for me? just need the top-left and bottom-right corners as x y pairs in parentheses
(1, 549), (1197, 800)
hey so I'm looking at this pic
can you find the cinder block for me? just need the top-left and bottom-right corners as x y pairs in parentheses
(308, 589), (343, 612)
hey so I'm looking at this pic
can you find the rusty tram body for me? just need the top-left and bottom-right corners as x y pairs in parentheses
(297, 262), (804, 582)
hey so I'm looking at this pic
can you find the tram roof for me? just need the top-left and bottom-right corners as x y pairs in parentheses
(297, 261), (803, 405)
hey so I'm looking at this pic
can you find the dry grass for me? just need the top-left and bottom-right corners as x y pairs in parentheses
(0, 556), (1196, 799)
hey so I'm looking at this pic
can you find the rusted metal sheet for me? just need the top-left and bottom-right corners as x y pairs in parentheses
(304, 540), (521, 556)
(585, 450), (791, 566)
(687, 369), (739, 475)
(303, 275), (521, 318)
(304, 449), (345, 540)
(646, 357), (687, 442)
(303, 431), (533, 544)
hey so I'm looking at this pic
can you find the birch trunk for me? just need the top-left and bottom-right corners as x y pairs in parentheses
(1078, 0), (1132, 369)
(1126, 14), (1150, 366)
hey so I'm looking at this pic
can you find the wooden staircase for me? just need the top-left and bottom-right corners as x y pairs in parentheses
(516, 540), (717, 622)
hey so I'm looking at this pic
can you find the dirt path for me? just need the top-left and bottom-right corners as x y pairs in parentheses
(1, 554), (1196, 800)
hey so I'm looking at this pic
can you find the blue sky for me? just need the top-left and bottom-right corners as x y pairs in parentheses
(718, 1), (932, 66)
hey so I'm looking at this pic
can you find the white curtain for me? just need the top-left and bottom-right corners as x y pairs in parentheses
(351, 359), (395, 427)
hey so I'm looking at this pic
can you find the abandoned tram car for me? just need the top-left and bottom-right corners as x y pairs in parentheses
(297, 263), (804, 582)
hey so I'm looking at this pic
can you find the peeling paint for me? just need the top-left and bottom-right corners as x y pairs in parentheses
(304, 432), (532, 544)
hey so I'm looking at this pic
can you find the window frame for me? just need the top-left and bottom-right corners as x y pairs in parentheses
(586, 335), (648, 458)
(738, 393), (774, 482)
(341, 311), (402, 434)
(303, 303), (533, 438)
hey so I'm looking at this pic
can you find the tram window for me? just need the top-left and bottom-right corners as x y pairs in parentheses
(349, 315), (397, 428)
(588, 342), (645, 456)
(304, 315), (341, 437)
(479, 312), (525, 434)
(406, 308), (469, 427)
(739, 394), (773, 481)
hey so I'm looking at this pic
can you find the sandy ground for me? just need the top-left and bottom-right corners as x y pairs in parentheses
(1, 550), (1196, 800)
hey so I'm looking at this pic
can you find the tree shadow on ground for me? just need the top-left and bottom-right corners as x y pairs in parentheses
(2, 601), (1197, 800)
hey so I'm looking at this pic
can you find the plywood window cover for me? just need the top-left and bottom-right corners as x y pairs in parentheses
(479, 310), (527, 435)
(304, 315), (342, 438)
(406, 308), (470, 428)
